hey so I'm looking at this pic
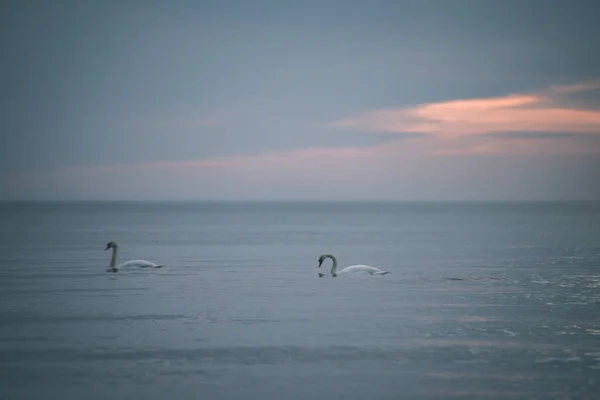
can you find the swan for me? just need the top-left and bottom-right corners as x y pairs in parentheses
(104, 241), (163, 273)
(317, 253), (390, 278)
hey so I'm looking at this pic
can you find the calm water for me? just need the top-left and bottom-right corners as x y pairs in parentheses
(1, 201), (599, 399)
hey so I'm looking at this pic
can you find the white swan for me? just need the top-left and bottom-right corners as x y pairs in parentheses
(105, 241), (163, 273)
(317, 253), (390, 278)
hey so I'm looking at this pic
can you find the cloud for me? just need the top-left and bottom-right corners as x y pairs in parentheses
(483, 132), (578, 140)
(7, 80), (600, 200)
(136, 116), (218, 134)
(428, 136), (600, 156)
(546, 80), (600, 95)
(330, 80), (600, 154)
(91, 145), (375, 172)
(13, 81), (600, 197)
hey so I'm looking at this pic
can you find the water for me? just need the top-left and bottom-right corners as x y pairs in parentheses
(0, 201), (599, 399)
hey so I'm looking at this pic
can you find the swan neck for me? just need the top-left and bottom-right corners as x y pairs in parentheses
(328, 254), (338, 275)
(110, 246), (118, 268)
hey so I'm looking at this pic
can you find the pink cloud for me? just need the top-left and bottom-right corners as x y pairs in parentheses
(10, 144), (404, 200)
(547, 80), (600, 94)
(118, 81), (600, 175)
(331, 81), (600, 149)
(23, 145), (376, 185)
(124, 146), (371, 172)
(429, 136), (600, 156)
(13, 80), (600, 201)
(39, 78), (600, 185)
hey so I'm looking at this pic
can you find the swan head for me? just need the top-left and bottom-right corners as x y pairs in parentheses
(105, 241), (117, 251)
(317, 254), (328, 268)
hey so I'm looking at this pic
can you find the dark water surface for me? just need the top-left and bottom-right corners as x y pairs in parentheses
(1, 201), (599, 399)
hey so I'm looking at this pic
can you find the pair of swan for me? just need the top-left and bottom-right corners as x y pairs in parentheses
(103, 241), (391, 278)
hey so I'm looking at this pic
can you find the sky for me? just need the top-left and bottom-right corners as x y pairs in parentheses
(2, 0), (600, 201)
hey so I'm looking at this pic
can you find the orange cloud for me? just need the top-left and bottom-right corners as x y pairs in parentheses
(331, 81), (600, 143)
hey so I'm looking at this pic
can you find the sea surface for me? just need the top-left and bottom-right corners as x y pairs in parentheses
(0, 201), (599, 400)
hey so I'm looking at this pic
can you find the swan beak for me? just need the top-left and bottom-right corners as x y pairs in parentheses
(104, 244), (110, 251)
(318, 260), (323, 268)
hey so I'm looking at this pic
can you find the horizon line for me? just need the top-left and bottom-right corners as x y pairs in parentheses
(1, 199), (599, 204)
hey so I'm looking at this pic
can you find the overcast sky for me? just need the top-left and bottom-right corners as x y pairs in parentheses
(2, 0), (600, 201)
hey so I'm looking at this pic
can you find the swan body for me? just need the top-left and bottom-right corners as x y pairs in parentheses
(105, 241), (163, 272)
(317, 253), (390, 278)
